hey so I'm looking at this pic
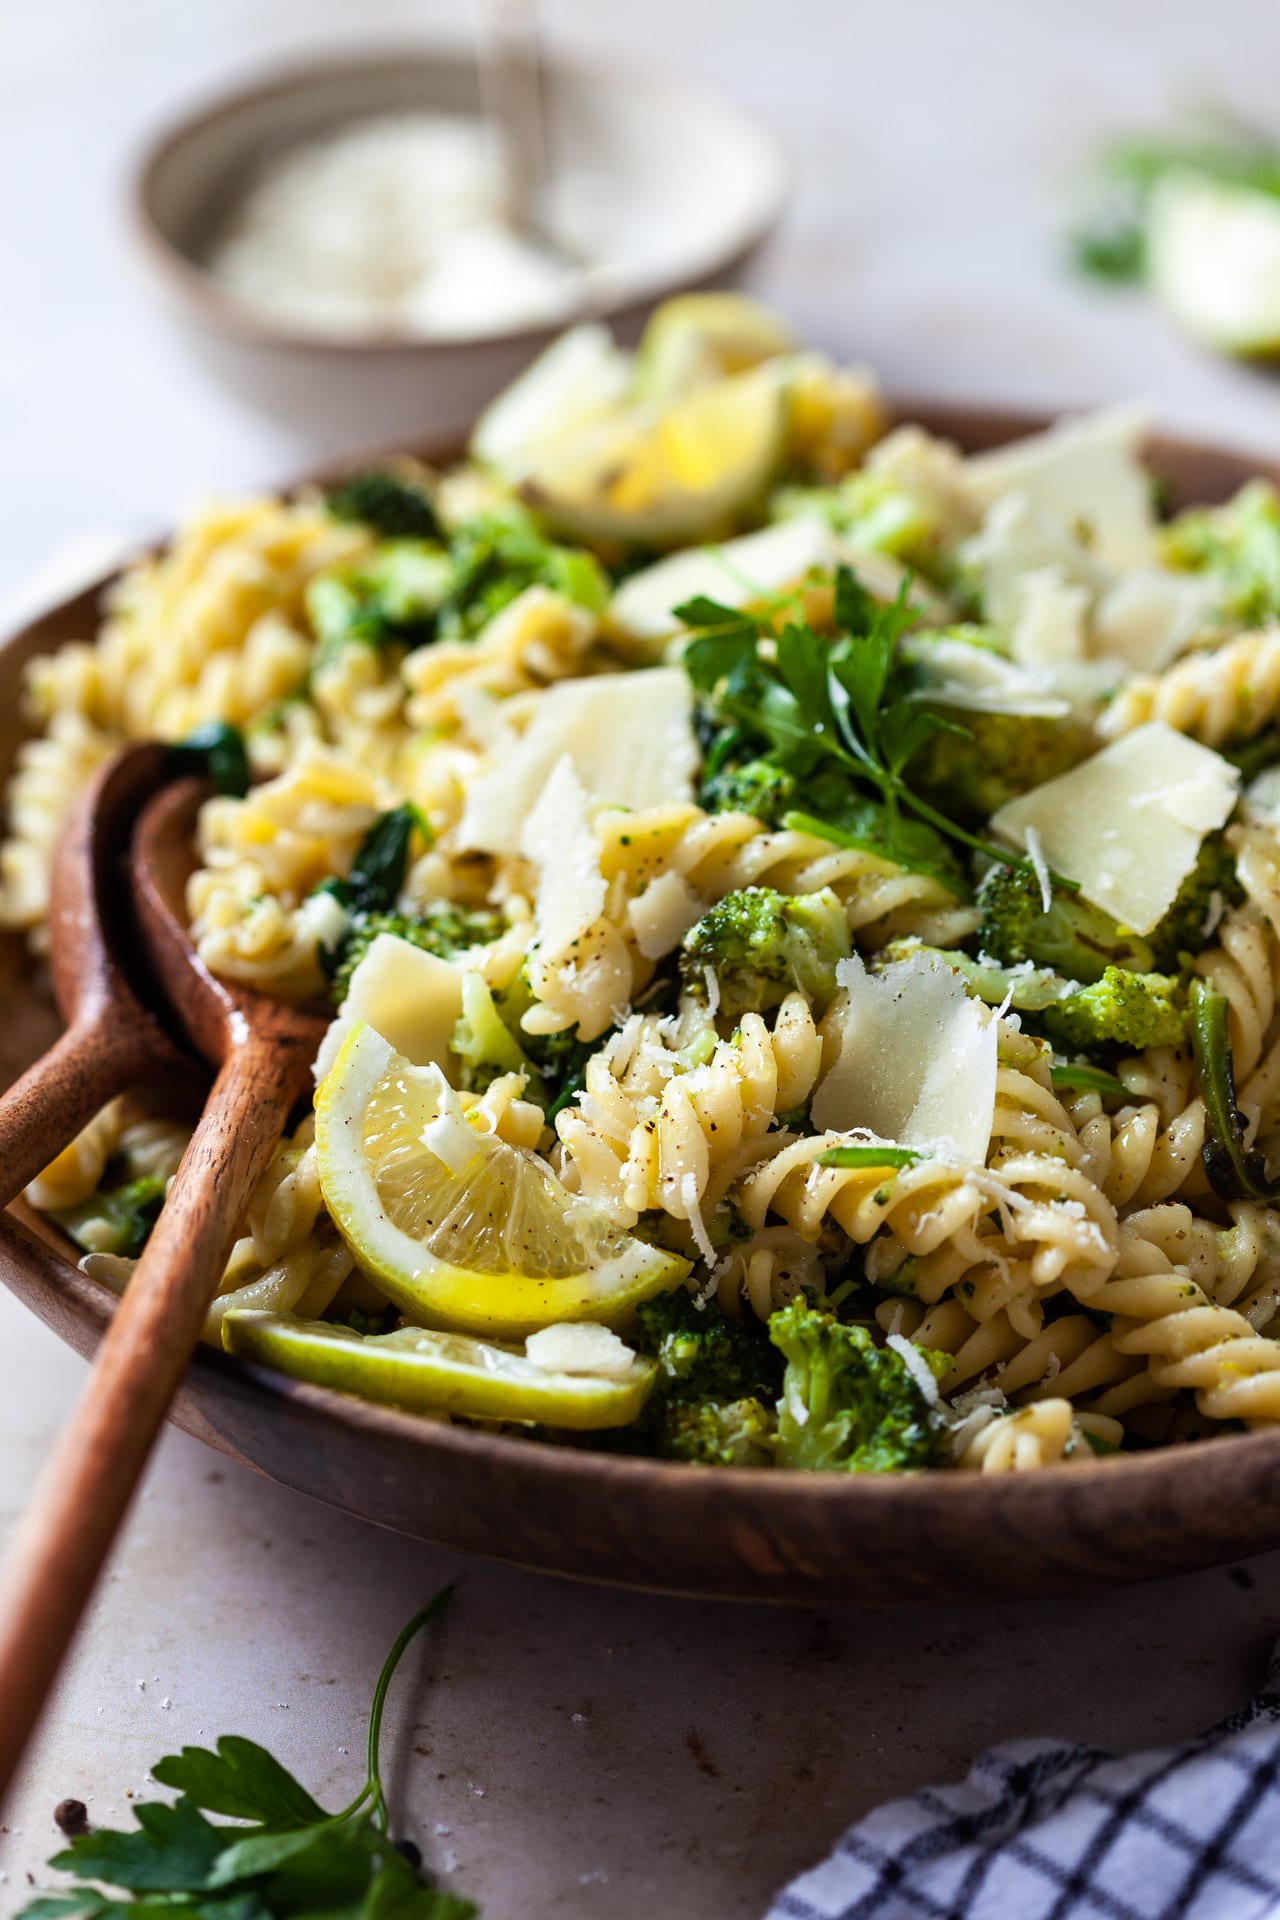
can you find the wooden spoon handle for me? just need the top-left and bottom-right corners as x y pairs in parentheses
(0, 1029), (314, 1799)
(0, 1014), (155, 1211)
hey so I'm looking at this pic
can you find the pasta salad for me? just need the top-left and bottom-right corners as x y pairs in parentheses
(9, 293), (1280, 1475)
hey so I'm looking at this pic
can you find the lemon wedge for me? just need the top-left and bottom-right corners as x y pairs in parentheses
(222, 1311), (657, 1428)
(516, 362), (788, 549)
(634, 292), (798, 400)
(1147, 171), (1280, 356)
(315, 1022), (688, 1338)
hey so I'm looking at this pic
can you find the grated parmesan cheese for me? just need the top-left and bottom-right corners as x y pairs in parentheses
(886, 1332), (942, 1408)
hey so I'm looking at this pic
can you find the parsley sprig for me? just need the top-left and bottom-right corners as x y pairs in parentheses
(678, 568), (1032, 899)
(21, 1589), (474, 1920)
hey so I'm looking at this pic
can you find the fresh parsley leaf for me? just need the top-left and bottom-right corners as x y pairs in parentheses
(151, 1733), (327, 1828)
(20, 1591), (474, 1920)
(49, 1798), (226, 1892)
(677, 568), (1035, 893)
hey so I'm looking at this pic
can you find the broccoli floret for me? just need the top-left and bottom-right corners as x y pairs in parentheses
(680, 886), (851, 1018)
(699, 755), (798, 825)
(768, 1300), (948, 1473)
(651, 1396), (776, 1466)
(1038, 964), (1187, 1052)
(1146, 832), (1244, 969)
(1160, 479), (1280, 625)
(331, 904), (504, 1003)
(306, 509), (609, 658)
(306, 541), (454, 656)
(637, 1289), (782, 1402)
(977, 863), (1155, 982)
(326, 467), (439, 540)
(634, 1292), (782, 1466)
(56, 1174), (168, 1258)
(908, 711), (1094, 824)
(880, 939), (1075, 1013)
(452, 972), (539, 1093)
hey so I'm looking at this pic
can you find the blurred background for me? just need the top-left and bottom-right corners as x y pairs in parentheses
(12, 0), (1280, 601)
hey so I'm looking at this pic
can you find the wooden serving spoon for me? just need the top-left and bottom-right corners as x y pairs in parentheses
(0, 761), (327, 1801)
(0, 742), (198, 1209)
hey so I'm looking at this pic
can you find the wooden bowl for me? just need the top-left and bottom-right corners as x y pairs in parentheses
(128, 45), (788, 448)
(6, 402), (1280, 1606)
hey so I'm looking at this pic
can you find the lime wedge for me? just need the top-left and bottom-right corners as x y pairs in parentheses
(222, 1311), (657, 1428)
(315, 1022), (688, 1338)
(516, 362), (788, 548)
(634, 292), (797, 400)
(1147, 171), (1280, 356)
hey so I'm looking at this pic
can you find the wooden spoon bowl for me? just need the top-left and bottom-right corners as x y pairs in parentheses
(5, 404), (1280, 1610)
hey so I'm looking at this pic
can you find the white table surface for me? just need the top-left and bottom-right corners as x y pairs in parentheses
(7, 2), (1280, 1912)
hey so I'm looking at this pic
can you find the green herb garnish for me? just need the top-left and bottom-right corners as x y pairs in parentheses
(173, 723), (251, 798)
(19, 1590), (474, 1919)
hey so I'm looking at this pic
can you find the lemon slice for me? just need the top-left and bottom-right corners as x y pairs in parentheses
(634, 292), (798, 400)
(471, 321), (631, 469)
(516, 362), (788, 549)
(222, 1311), (657, 1428)
(1147, 171), (1280, 356)
(315, 1022), (688, 1338)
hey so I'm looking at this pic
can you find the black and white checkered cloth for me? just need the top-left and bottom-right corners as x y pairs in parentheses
(765, 1643), (1280, 1920)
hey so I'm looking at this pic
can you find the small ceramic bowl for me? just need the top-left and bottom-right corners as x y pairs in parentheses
(129, 44), (789, 447)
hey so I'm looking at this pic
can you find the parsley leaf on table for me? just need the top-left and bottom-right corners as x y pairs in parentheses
(19, 1591), (475, 1920)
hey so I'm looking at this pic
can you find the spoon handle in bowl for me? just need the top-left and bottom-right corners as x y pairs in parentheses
(0, 1023), (314, 1802)
(0, 1012), (160, 1210)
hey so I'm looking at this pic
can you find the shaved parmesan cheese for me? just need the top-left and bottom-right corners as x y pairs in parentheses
(419, 1068), (483, 1173)
(990, 721), (1240, 935)
(1024, 827), (1053, 914)
(609, 515), (836, 643)
(962, 491), (1104, 631)
(312, 933), (463, 1083)
(627, 871), (704, 960)
(459, 667), (697, 853)
(1091, 566), (1220, 671)
(811, 952), (998, 1165)
(964, 405), (1155, 571)
(909, 634), (1070, 717)
(525, 1322), (638, 1376)
(1008, 566), (1089, 667)
(521, 755), (607, 961)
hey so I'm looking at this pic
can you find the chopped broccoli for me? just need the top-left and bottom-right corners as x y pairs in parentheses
(637, 1289), (782, 1402)
(880, 939), (1075, 1013)
(452, 972), (539, 1093)
(679, 886), (851, 1018)
(1145, 832), (1243, 969)
(325, 466), (440, 540)
(907, 710), (1094, 824)
(306, 541), (453, 657)
(58, 1175), (168, 1258)
(771, 468), (950, 578)
(700, 755), (798, 825)
(330, 903), (504, 1003)
(306, 509), (608, 660)
(977, 862), (1156, 982)
(1160, 479), (1280, 626)
(768, 1300), (948, 1473)
(1038, 964), (1187, 1052)
(651, 1396), (776, 1465)
(634, 1292), (782, 1465)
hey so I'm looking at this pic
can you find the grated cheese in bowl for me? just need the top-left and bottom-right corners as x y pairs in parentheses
(207, 112), (597, 341)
